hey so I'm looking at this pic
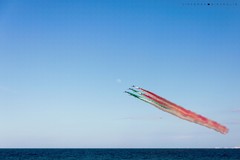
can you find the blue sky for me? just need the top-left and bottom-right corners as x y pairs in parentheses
(0, 0), (240, 148)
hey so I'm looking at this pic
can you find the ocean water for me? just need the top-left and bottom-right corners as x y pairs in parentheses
(0, 149), (239, 160)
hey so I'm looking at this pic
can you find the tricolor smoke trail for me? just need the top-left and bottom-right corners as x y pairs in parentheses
(125, 86), (229, 134)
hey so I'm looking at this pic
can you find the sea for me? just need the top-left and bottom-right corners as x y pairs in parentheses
(0, 149), (239, 160)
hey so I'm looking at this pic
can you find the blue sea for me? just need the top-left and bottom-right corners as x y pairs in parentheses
(0, 149), (239, 160)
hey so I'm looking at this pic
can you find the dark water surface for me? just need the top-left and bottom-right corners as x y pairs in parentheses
(0, 149), (239, 160)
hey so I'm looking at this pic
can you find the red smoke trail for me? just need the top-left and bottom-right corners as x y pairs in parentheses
(137, 87), (229, 134)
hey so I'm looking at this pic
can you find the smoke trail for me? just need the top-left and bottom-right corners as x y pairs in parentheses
(126, 86), (229, 134)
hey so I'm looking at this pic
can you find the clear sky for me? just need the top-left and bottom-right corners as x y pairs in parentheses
(0, 0), (240, 148)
